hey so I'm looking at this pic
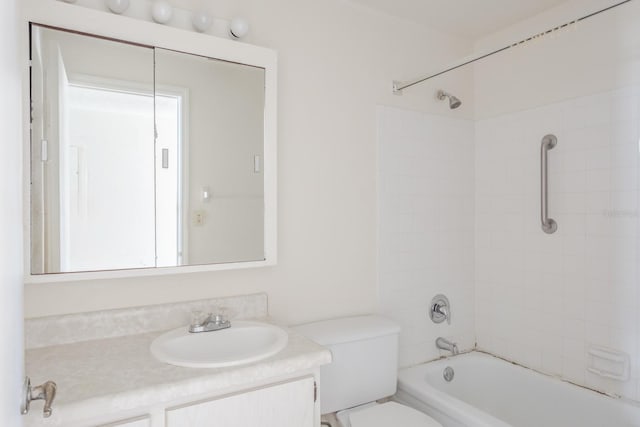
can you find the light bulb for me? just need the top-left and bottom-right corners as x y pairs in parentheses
(106, 0), (129, 14)
(151, 0), (173, 24)
(229, 17), (249, 39)
(192, 10), (213, 33)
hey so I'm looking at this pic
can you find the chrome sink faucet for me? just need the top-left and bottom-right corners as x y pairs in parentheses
(436, 337), (459, 356)
(189, 312), (231, 333)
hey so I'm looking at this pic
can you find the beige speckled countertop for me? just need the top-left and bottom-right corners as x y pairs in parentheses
(24, 295), (332, 427)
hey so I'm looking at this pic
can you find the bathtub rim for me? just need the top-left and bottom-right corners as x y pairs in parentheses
(395, 387), (511, 427)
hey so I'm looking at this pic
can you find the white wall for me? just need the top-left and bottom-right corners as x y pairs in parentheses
(24, 0), (473, 324)
(474, 0), (640, 401)
(474, 0), (640, 120)
(475, 0), (627, 53)
(377, 106), (475, 367)
(0, 0), (24, 424)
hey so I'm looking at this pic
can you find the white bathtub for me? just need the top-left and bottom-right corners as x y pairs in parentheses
(396, 351), (640, 427)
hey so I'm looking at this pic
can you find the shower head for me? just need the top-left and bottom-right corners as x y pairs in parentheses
(449, 95), (462, 109)
(437, 90), (462, 109)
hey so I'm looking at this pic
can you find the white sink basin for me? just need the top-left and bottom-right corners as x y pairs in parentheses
(150, 321), (288, 368)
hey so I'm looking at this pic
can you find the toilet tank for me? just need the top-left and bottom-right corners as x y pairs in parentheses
(293, 315), (401, 414)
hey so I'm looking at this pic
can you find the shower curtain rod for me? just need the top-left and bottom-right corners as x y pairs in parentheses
(392, 0), (633, 94)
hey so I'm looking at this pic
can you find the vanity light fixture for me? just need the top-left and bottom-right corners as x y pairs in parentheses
(229, 17), (250, 39)
(106, 0), (129, 14)
(192, 10), (213, 33)
(151, 0), (173, 24)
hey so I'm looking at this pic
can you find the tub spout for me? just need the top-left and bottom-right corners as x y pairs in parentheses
(436, 337), (459, 356)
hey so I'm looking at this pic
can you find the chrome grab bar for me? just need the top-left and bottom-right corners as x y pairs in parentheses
(540, 134), (558, 234)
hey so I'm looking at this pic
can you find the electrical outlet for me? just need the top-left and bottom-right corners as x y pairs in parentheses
(193, 210), (206, 226)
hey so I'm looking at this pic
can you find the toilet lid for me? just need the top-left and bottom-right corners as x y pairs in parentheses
(348, 402), (442, 427)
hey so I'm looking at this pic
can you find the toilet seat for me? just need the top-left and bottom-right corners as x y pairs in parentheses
(338, 402), (442, 427)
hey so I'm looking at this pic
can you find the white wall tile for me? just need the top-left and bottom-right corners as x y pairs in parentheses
(378, 106), (475, 368)
(475, 87), (640, 402)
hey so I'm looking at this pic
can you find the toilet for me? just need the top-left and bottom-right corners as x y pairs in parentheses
(293, 315), (442, 427)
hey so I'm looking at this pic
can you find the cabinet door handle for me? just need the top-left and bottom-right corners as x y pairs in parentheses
(21, 377), (57, 418)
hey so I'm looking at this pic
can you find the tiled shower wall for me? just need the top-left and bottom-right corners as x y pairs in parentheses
(475, 87), (640, 401)
(377, 106), (476, 368)
(378, 87), (640, 401)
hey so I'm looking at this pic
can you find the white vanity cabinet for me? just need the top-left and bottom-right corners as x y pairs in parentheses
(166, 376), (316, 427)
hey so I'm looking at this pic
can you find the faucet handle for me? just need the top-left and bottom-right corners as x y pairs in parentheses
(217, 306), (236, 320)
(212, 313), (227, 324)
(435, 304), (450, 325)
(429, 294), (451, 325)
(190, 311), (210, 327)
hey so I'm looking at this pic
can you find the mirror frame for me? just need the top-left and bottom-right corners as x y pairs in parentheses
(22, 0), (277, 283)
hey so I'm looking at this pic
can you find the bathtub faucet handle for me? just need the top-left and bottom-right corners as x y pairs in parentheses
(435, 304), (450, 324)
(429, 294), (451, 325)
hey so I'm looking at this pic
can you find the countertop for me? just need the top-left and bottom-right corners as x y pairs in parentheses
(25, 320), (332, 426)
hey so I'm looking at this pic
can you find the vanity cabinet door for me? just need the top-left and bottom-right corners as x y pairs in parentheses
(166, 377), (315, 427)
(98, 416), (150, 427)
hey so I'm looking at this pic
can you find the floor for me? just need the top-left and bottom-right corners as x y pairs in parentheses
(321, 413), (341, 427)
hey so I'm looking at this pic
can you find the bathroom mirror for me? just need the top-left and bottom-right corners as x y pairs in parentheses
(29, 24), (275, 277)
